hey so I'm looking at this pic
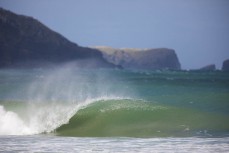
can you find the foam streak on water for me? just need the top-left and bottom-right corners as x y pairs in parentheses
(0, 136), (229, 153)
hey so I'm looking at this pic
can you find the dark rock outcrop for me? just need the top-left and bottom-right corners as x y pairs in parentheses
(222, 59), (229, 71)
(93, 46), (181, 70)
(0, 8), (115, 68)
(199, 64), (216, 71)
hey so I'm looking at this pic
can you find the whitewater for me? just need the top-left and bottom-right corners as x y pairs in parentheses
(0, 65), (229, 152)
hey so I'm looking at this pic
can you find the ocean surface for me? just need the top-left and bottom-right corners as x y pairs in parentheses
(0, 66), (229, 152)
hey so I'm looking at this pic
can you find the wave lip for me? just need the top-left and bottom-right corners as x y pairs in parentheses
(0, 97), (128, 136)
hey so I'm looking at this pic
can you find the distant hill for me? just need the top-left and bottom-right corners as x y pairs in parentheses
(0, 8), (115, 68)
(93, 46), (181, 70)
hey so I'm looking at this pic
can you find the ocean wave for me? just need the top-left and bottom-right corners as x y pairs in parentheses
(55, 99), (229, 137)
(0, 97), (131, 136)
(0, 97), (229, 137)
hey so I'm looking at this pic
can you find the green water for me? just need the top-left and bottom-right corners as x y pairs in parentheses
(0, 68), (229, 137)
(56, 99), (229, 137)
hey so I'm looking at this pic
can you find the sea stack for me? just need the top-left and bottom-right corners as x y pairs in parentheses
(222, 59), (229, 71)
(199, 64), (216, 71)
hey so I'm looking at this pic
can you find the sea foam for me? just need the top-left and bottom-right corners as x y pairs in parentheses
(0, 103), (80, 135)
(0, 105), (32, 135)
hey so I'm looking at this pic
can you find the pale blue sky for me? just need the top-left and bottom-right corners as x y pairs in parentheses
(1, 0), (229, 69)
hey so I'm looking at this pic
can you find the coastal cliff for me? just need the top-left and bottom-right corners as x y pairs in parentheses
(0, 8), (115, 68)
(93, 46), (181, 70)
(0, 8), (181, 70)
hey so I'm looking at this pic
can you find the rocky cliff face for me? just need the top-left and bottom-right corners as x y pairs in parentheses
(0, 8), (115, 68)
(222, 59), (229, 71)
(93, 46), (181, 70)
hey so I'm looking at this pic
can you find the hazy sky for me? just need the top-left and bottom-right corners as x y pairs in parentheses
(1, 0), (229, 69)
